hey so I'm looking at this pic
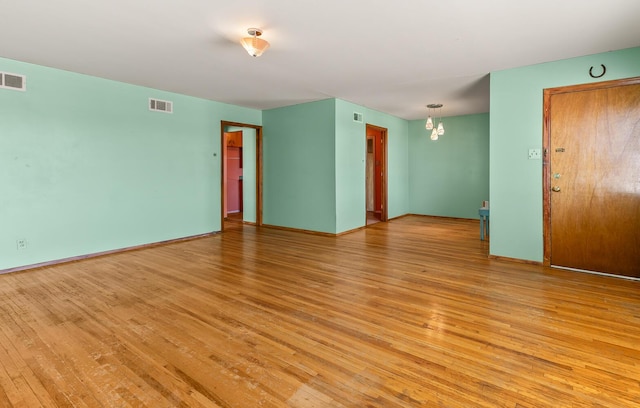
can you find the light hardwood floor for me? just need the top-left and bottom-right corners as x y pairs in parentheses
(0, 216), (638, 407)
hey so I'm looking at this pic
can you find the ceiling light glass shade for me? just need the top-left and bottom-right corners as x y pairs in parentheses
(241, 36), (270, 57)
(426, 104), (444, 140)
(425, 116), (434, 130)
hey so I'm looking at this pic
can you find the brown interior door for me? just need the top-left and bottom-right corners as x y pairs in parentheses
(365, 124), (388, 222)
(366, 136), (374, 211)
(548, 80), (640, 277)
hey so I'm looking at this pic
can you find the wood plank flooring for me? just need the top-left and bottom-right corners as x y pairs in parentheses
(0, 216), (638, 407)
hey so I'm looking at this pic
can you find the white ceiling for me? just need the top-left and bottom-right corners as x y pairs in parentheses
(2, 0), (639, 120)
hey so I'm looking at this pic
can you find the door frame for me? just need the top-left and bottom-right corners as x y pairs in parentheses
(220, 121), (263, 231)
(365, 123), (388, 223)
(542, 76), (640, 266)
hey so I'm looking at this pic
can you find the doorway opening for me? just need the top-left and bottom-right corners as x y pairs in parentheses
(365, 124), (388, 225)
(221, 121), (263, 231)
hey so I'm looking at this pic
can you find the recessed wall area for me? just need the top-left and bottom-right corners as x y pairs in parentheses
(409, 113), (490, 220)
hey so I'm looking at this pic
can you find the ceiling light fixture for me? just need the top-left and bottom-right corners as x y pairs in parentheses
(425, 104), (445, 140)
(240, 28), (270, 57)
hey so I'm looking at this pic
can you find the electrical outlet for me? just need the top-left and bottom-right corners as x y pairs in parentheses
(16, 239), (27, 250)
(528, 148), (541, 160)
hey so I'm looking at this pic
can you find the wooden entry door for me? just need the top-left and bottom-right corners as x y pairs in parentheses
(544, 78), (640, 278)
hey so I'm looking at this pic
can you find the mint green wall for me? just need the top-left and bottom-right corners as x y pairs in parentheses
(9, 46), (633, 269)
(490, 46), (640, 262)
(334, 100), (411, 233)
(361, 107), (411, 220)
(409, 113), (489, 219)
(262, 99), (337, 233)
(263, 99), (410, 234)
(0, 57), (260, 271)
(334, 99), (366, 233)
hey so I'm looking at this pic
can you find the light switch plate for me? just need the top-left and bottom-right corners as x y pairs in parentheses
(528, 148), (541, 160)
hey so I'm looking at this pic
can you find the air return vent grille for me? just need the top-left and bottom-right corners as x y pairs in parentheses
(353, 112), (363, 123)
(0, 72), (26, 91)
(149, 98), (173, 113)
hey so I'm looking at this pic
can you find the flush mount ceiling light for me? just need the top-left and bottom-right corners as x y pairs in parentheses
(240, 28), (270, 57)
(425, 103), (445, 140)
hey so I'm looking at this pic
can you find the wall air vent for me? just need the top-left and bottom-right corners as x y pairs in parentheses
(0, 72), (26, 91)
(353, 112), (363, 123)
(149, 98), (173, 113)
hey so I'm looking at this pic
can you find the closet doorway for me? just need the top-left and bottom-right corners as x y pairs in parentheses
(220, 121), (263, 231)
(365, 124), (388, 225)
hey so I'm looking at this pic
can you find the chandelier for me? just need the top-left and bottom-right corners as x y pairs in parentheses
(425, 104), (445, 141)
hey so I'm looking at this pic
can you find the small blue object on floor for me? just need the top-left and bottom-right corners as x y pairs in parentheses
(479, 207), (490, 241)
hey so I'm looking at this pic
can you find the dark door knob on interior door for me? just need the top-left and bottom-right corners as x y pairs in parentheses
(552, 186), (561, 192)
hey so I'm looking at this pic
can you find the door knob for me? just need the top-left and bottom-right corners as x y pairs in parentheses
(552, 186), (561, 192)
